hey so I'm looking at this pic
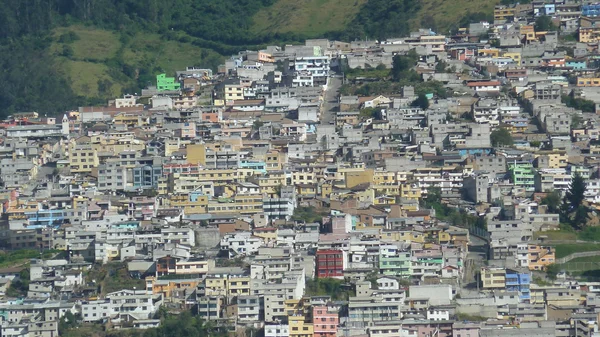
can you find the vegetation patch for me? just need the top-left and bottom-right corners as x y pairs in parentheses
(552, 244), (600, 259)
(252, 0), (367, 36)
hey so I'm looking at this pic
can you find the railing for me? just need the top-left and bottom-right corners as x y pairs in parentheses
(556, 251), (600, 264)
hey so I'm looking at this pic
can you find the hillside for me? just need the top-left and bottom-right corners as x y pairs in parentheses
(252, 0), (368, 36)
(411, 0), (500, 33)
(49, 26), (222, 98)
(0, 0), (499, 117)
(252, 0), (499, 38)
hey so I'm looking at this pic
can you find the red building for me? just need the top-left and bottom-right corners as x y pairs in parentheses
(316, 250), (345, 279)
(312, 305), (339, 337)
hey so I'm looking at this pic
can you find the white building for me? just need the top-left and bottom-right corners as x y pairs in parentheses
(160, 227), (195, 247)
(264, 324), (290, 337)
(81, 289), (163, 322)
(292, 56), (330, 87)
(220, 232), (263, 257)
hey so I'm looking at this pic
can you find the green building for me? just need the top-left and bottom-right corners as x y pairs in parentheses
(509, 162), (535, 191)
(156, 73), (180, 91)
(379, 252), (412, 277)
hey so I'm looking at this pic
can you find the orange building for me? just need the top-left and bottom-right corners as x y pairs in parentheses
(528, 245), (556, 271)
(145, 277), (202, 300)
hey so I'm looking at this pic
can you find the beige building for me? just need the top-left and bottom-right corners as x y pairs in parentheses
(69, 143), (99, 173)
(481, 267), (506, 289)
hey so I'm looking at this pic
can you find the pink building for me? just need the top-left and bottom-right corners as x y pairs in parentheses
(312, 305), (338, 337)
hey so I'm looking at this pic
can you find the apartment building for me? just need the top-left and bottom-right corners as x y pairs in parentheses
(81, 290), (163, 322)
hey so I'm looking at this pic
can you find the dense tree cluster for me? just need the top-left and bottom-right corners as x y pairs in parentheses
(339, 0), (422, 41)
(490, 128), (514, 147)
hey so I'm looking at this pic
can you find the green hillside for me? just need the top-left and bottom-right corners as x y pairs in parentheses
(253, 0), (499, 37)
(412, 0), (500, 33)
(49, 26), (222, 98)
(0, 0), (500, 117)
(252, 0), (368, 36)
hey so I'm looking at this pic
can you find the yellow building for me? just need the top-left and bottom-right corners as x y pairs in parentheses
(374, 194), (396, 206)
(502, 52), (522, 65)
(204, 272), (251, 298)
(320, 183), (332, 199)
(145, 277), (202, 299)
(265, 150), (286, 171)
(224, 83), (244, 101)
(345, 169), (374, 188)
(69, 143), (99, 173)
(92, 137), (145, 156)
(296, 184), (317, 197)
(205, 276), (227, 296)
(494, 6), (515, 22)
(253, 227), (278, 243)
(379, 230), (425, 243)
(289, 315), (314, 337)
(580, 27), (600, 43)
(477, 48), (500, 57)
(186, 144), (206, 165)
(438, 231), (451, 244)
(577, 77), (600, 87)
(165, 168), (254, 187)
(399, 182), (422, 200)
(481, 267), (506, 289)
(292, 171), (316, 185)
(520, 25), (535, 41)
(113, 113), (148, 127)
(372, 184), (400, 197)
(547, 152), (568, 168)
(227, 274), (251, 297)
(206, 194), (263, 214)
(248, 172), (287, 196)
(167, 194), (209, 214)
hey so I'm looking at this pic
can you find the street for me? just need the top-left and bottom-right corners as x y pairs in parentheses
(321, 75), (342, 125)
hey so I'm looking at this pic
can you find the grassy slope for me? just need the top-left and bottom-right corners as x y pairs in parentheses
(50, 26), (220, 98)
(48, 0), (501, 100)
(411, 0), (500, 33)
(252, 0), (367, 36)
(553, 243), (600, 258)
(252, 0), (499, 37)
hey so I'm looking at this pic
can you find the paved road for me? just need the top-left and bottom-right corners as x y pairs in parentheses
(320, 75), (342, 125)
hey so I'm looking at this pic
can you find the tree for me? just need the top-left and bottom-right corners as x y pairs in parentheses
(565, 173), (586, 211)
(490, 127), (514, 147)
(61, 45), (74, 58)
(541, 191), (561, 213)
(412, 93), (429, 110)
(546, 264), (560, 280)
(571, 114), (583, 129)
(359, 107), (380, 119)
(252, 120), (264, 130)
(535, 16), (557, 32)
(435, 60), (448, 73)
(562, 172), (588, 229)
(391, 50), (418, 81)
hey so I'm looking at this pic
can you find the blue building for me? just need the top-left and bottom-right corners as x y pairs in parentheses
(566, 60), (587, 70)
(583, 4), (600, 17)
(110, 221), (140, 230)
(239, 160), (267, 174)
(543, 4), (555, 15)
(457, 148), (493, 156)
(505, 268), (531, 303)
(26, 209), (68, 228)
(133, 164), (163, 189)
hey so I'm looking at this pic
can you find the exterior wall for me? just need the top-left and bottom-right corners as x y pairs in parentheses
(312, 306), (338, 337)
(316, 250), (345, 279)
